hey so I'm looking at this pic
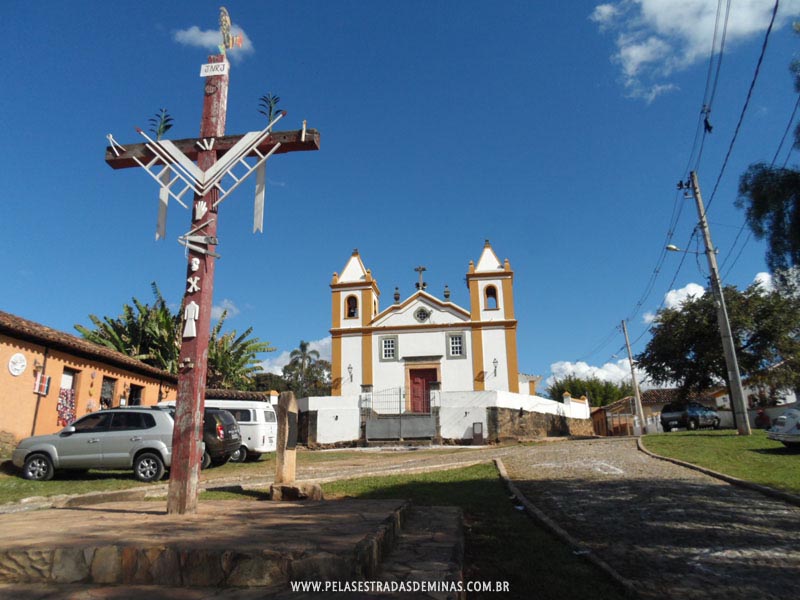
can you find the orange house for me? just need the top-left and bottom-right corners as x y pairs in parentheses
(0, 310), (177, 442)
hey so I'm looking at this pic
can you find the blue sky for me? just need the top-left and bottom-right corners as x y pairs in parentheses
(3, 1), (800, 390)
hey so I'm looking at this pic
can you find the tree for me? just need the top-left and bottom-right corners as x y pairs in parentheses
(546, 375), (633, 407)
(206, 311), (275, 390)
(636, 283), (800, 401)
(282, 340), (331, 398)
(75, 283), (180, 371)
(253, 372), (289, 393)
(77, 286), (274, 390)
(736, 31), (800, 294)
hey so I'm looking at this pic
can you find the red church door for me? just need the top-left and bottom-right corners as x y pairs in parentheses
(409, 369), (437, 413)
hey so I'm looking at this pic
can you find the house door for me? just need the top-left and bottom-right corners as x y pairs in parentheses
(409, 369), (437, 413)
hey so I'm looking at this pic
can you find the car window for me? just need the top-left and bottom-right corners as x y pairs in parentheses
(264, 410), (276, 423)
(73, 413), (112, 432)
(109, 412), (156, 431)
(228, 409), (252, 422)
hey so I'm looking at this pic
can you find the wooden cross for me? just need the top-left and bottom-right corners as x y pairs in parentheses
(105, 49), (319, 514)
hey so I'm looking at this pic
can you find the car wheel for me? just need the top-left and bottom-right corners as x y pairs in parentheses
(661, 424), (671, 433)
(210, 454), (230, 467)
(230, 446), (248, 463)
(687, 419), (698, 431)
(134, 452), (165, 483)
(201, 451), (212, 470)
(712, 418), (721, 430)
(23, 453), (54, 481)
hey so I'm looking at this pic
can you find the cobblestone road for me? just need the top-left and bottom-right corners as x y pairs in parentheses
(502, 437), (800, 600)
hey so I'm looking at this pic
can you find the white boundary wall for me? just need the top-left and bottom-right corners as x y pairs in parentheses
(300, 391), (590, 444)
(297, 395), (361, 444)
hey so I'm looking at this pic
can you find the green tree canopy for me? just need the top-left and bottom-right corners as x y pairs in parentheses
(736, 31), (800, 294)
(282, 340), (330, 398)
(74, 283), (180, 371)
(547, 375), (633, 407)
(636, 283), (800, 401)
(76, 286), (274, 390)
(206, 311), (275, 390)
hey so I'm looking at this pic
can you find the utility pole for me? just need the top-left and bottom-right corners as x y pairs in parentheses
(621, 320), (646, 434)
(688, 171), (751, 435)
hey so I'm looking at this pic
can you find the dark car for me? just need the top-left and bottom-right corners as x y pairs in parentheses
(660, 402), (720, 432)
(160, 404), (241, 468)
(201, 408), (241, 468)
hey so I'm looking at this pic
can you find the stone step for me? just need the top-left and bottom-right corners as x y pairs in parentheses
(0, 499), (407, 589)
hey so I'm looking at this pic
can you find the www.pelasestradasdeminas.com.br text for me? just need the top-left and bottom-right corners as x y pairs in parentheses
(290, 579), (511, 593)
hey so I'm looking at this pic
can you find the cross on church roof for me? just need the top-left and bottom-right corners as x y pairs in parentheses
(414, 265), (427, 291)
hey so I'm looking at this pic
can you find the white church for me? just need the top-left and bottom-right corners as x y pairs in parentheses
(298, 241), (590, 444)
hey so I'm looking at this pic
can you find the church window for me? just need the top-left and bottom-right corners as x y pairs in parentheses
(447, 333), (466, 359)
(380, 336), (398, 361)
(345, 295), (359, 318)
(485, 285), (499, 310)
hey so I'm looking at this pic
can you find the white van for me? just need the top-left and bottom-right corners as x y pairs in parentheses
(204, 398), (278, 462)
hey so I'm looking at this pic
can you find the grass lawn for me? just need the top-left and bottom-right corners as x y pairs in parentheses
(642, 429), (800, 494)
(203, 463), (627, 600)
(0, 447), (480, 505)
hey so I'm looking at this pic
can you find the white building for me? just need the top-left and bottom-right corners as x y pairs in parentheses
(296, 241), (589, 445)
(329, 240), (533, 402)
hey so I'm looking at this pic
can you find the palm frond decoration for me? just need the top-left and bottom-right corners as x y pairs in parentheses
(258, 93), (281, 124)
(148, 108), (174, 140)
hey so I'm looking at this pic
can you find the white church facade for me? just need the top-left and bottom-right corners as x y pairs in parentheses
(296, 241), (591, 445)
(330, 241), (537, 402)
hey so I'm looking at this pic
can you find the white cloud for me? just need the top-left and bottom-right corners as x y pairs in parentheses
(173, 24), (254, 60)
(546, 359), (648, 388)
(753, 271), (774, 291)
(211, 298), (240, 320)
(664, 282), (705, 309)
(643, 311), (656, 324)
(258, 337), (332, 375)
(591, 0), (800, 101)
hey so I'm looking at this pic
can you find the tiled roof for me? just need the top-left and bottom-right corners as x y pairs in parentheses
(0, 310), (177, 383)
(205, 388), (276, 401)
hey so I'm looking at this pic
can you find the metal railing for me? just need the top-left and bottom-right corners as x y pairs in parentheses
(359, 387), (440, 415)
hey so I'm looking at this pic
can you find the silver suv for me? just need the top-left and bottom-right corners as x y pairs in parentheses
(12, 407), (174, 483)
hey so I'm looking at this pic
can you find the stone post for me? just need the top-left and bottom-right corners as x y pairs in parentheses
(271, 391), (323, 501)
(275, 391), (298, 484)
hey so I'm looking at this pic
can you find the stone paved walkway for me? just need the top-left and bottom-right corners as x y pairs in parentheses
(501, 437), (800, 600)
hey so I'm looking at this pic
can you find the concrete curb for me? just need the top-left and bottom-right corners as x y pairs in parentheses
(637, 437), (800, 508)
(492, 458), (638, 599)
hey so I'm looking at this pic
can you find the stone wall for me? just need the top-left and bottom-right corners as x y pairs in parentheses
(486, 407), (594, 442)
(0, 431), (17, 459)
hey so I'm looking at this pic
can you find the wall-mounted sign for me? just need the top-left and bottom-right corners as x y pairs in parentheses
(8, 353), (27, 376)
(200, 62), (229, 77)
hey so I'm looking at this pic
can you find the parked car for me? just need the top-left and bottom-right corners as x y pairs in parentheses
(660, 402), (720, 431)
(201, 407), (242, 468)
(767, 408), (800, 448)
(11, 407), (174, 482)
(203, 398), (277, 462)
(158, 403), (242, 469)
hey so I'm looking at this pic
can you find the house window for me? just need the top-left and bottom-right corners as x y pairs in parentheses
(100, 376), (117, 409)
(484, 285), (498, 310)
(345, 295), (359, 318)
(129, 384), (144, 406)
(447, 333), (466, 359)
(380, 336), (398, 361)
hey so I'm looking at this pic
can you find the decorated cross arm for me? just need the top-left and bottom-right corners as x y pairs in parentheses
(105, 120), (320, 236)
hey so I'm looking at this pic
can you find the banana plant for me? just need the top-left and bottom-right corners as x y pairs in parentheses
(258, 93), (281, 124)
(148, 108), (174, 141)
